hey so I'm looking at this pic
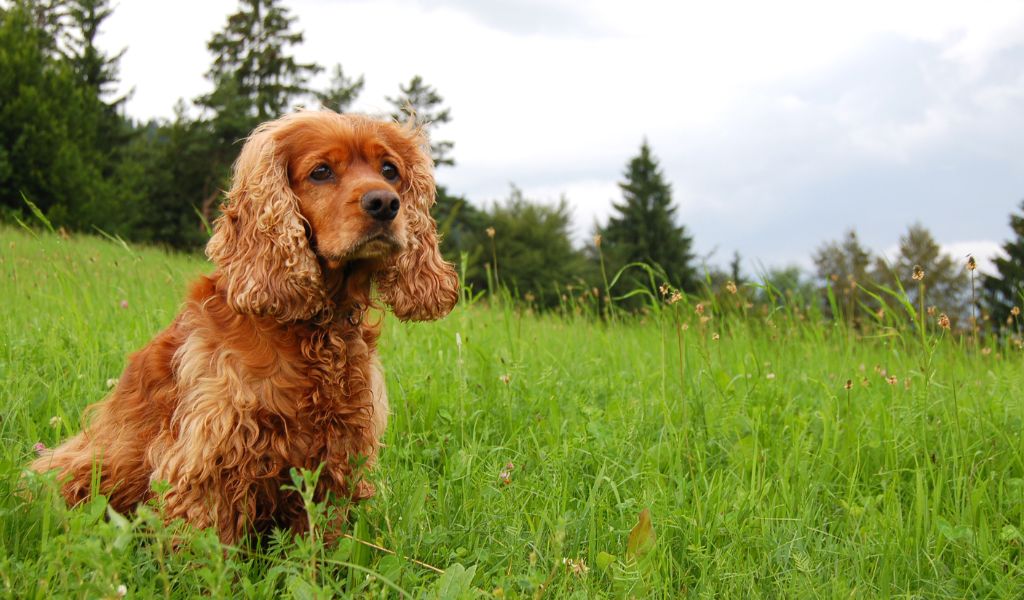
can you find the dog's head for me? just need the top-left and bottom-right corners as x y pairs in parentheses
(206, 111), (459, 322)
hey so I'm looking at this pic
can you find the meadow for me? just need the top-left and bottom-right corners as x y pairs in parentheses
(1, 225), (1023, 598)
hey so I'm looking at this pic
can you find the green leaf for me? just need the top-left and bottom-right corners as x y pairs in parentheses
(596, 551), (616, 571)
(429, 563), (477, 600)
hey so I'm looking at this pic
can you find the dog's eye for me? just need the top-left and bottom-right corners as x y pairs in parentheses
(310, 164), (334, 182)
(380, 161), (399, 182)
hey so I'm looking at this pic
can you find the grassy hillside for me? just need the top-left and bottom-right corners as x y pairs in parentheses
(1, 226), (1023, 598)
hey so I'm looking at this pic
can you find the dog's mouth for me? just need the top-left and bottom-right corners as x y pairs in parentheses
(320, 231), (402, 269)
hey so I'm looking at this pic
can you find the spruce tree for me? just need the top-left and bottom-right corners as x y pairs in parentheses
(873, 223), (968, 321)
(600, 140), (696, 291)
(386, 75), (454, 167)
(315, 63), (363, 113)
(983, 201), (1024, 328)
(198, 0), (321, 139)
(812, 229), (873, 321)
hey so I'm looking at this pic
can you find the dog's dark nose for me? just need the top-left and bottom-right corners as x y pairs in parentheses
(361, 190), (400, 222)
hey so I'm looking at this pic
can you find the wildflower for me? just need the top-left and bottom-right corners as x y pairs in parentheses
(711, 333), (720, 341)
(33, 442), (46, 455)
(106, 378), (118, 389)
(980, 347), (992, 356)
(119, 299), (129, 309)
(695, 303), (705, 315)
(966, 255), (977, 271)
(680, 323), (690, 331)
(912, 265), (924, 281)
(938, 313), (951, 330)
(562, 557), (589, 577)
(700, 315), (711, 325)
(49, 416), (61, 428)
(860, 377), (870, 388)
(927, 306), (937, 317)
(668, 291), (683, 304)
(499, 374), (511, 385)
(844, 379), (853, 390)
(659, 283), (670, 297)
(498, 462), (514, 485)
(117, 584), (127, 598)
(725, 280), (738, 294)
(524, 292), (535, 303)
(876, 308), (885, 319)
(766, 372), (775, 380)
(886, 375), (898, 386)
(593, 234), (602, 248)
(486, 227), (496, 239)
(1012, 306), (1021, 317)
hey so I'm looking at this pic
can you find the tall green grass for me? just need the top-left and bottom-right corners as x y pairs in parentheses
(1, 226), (1023, 598)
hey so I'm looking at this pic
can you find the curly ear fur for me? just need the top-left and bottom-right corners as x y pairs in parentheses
(376, 127), (460, 321)
(206, 123), (325, 321)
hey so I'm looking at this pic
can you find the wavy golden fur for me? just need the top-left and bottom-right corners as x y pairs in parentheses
(31, 111), (459, 543)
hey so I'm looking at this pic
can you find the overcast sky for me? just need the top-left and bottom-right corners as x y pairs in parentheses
(99, 0), (1024, 275)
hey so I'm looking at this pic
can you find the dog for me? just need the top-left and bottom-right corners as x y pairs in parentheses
(31, 111), (459, 544)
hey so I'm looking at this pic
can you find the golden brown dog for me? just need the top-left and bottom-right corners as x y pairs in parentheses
(32, 111), (459, 543)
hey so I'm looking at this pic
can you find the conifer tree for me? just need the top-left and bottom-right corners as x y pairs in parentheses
(315, 63), (363, 113)
(983, 201), (1024, 328)
(386, 75), (454, 167)
(812, 229), (873, 321)
(873, 223), (968, 320)
(599, 140), (696, 291)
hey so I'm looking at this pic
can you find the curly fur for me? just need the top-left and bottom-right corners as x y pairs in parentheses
(31, 111), (458, 544)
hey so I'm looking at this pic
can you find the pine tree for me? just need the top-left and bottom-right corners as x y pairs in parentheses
(599, 140), (696, 291)
(812, 229), (873, 321)
(386, 75), (454, 167)
(315, 63), (363, 113)
(873, 223), (967, 322)
(198, 0), (321, 137)
(983, 200), (1024, 328)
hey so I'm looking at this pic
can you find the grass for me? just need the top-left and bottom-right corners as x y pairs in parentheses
(1, 225), (1023, 598)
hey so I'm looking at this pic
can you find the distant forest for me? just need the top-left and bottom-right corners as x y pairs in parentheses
(1, 0), (1021, 330)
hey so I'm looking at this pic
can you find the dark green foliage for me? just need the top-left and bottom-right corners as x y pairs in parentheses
(315, 63), (364, 113)
(813, 229), (874, 321)
(0, 0), (110, 228)
(873, 223), (968, 322)
(433, 185), (488, 280)
(599, 140), (697, 293)
(983, 200), (1024, 328)
(477, 187), (587, 307)
(387, 75), (454, 167)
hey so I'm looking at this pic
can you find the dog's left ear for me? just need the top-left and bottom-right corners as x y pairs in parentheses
(376, 127), (459, 321)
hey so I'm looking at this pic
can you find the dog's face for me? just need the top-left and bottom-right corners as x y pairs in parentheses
(282, 120), (421, 269)
(206, 112), (460, 323)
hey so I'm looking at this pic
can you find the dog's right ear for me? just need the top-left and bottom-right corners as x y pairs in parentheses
(206, 121), (326, 321)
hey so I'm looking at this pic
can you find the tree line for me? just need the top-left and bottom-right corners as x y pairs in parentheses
(1, 0), (1021, 333)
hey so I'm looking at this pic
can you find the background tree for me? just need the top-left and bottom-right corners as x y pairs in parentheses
(195, 0), (321, 223)
(0, 0), (110, 228)
(983, 200), (1024, 329)
(872, 222), (967, 324)
(464, 187), (585, 306)
(315, 63), (363, 113)
(812, 229), (874, 321)
(386, 75), (454, 167)
(598, 140), (696, 294)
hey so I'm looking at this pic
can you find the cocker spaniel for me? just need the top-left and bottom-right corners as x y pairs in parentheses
(31, 111), (459, 544)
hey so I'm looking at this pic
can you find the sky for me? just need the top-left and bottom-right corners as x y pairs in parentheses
(98, 0), (1024, 275)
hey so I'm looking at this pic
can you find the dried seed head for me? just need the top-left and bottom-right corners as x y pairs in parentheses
(912, 265), (924, 281)
(966, 255), (976, 271)
(844, 379), (853, 390)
